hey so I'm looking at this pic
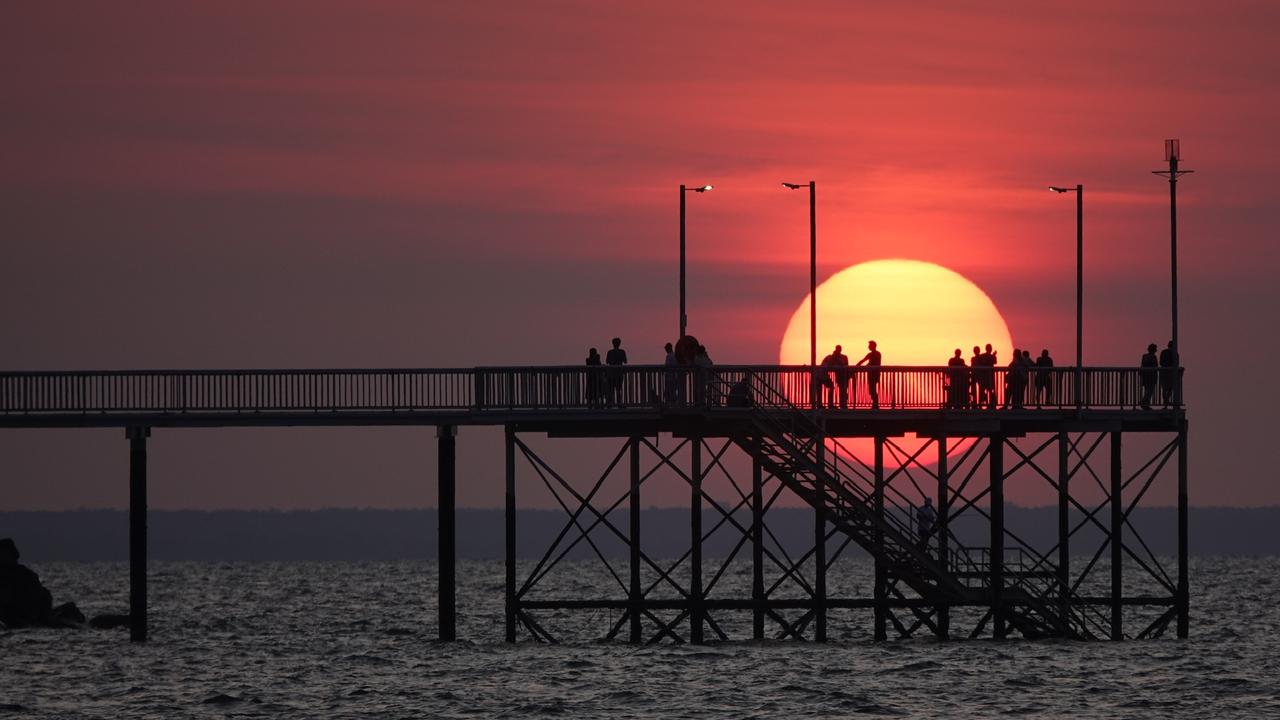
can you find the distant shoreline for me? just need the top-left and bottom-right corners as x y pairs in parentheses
(4, 507), (1276, 561)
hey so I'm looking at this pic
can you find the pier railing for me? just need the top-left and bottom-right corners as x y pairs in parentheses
(0, 366), (1183, 416)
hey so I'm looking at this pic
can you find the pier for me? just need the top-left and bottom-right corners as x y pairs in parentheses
(1, 364), (1187, 642)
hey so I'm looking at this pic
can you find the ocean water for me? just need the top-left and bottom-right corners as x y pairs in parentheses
(2, 557), (1279, 719)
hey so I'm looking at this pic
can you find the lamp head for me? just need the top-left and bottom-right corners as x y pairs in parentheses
(1048, 186), (1069, 193)
(694, 185), (713, 193)
(781, 182), (803, 190)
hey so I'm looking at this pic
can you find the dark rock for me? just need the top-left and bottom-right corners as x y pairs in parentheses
(89, 613), (133, 630)
(1, 538), (82, 629)
(49, 602), (85, 627)
(1, 538), (53, 627)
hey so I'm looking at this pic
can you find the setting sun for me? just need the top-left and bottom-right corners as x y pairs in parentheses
(780, 259), (1013, 367)
(780, 258), (1014, 465)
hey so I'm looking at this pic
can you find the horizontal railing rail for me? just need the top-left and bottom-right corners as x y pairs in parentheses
(0, 366), (1184, 415)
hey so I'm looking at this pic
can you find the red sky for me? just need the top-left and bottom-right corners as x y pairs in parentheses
(3, 1), (1278, 508)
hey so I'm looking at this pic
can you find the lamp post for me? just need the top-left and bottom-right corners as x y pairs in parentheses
(782, 182), (817, 367)
(1049, 184), (1083, 409)
(679, 184), (713, 340)
(1153, 139), (1193, 360)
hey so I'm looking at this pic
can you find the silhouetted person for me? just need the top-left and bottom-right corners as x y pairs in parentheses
(947, 349), (967, 408)
(1034, 349), (1054, 407)
(606, 337), (628, 407)
(976, 343), (997, 408)
(674, 334), (699, 366)
(969, 345), (982, 408)
(818, 346), (846, 409)
(663, 342), (679, 406)
(727, 377), (752, 407)
(916, 498), (937, 548)
(0, 538), (52, 628)
(1020, 350), (1033, 407)
(694, 343), (714, 405)
(1003, 348), (1026, 409)
(585, 347), (602, 407)
(830, 344), (850, 409)
(1159, 340), (1179, 407)
(816, 350), (835, 409)
(1140, 343), (1159, 410)
(856, 340), (882, 409)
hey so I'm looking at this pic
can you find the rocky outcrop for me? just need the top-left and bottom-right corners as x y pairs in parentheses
(0, 538), (83, 629)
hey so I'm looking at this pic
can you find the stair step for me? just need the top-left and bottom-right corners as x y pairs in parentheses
(738, 413), (1089, 639)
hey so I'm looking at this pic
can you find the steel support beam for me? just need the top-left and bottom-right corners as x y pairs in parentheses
(1058, 431), (1070, 625)
(690, 438), (704, 644)
(1177, 420), (1189, 638)
(629, 437), (642, 643)
(752, 456), (764, 640)
(936, 436), (950, 639)
(873, 436), (887, 641)
(990, 435), (1005, 640)
(1111, 430), (1123, 640)
(127, 426), (149, 643)
(437, 425), (457, 641)
(814, 438), (827, 642)
(504, 426), (516, 642)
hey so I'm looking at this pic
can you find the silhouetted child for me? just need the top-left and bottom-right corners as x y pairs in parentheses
(727, 377), (752, 407)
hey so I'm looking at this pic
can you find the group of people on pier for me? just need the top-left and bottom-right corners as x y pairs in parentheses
(813, 339), (1180, 411)
(582, 335), (1180, 411)
(815, 341), (882, 409)
(584, 335), (718, 407)
(939, 345), (1056, 410)
(1140, 340), (1181, 410)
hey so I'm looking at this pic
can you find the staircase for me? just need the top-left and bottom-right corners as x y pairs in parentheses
(711, 369), (1104, 640)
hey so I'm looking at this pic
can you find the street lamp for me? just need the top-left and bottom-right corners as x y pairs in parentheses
(782, 181), (817, 368)
(1049, 184), (1083, 409)
(679, 184), (714, 340)
(1153, 139), (1193, 362)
